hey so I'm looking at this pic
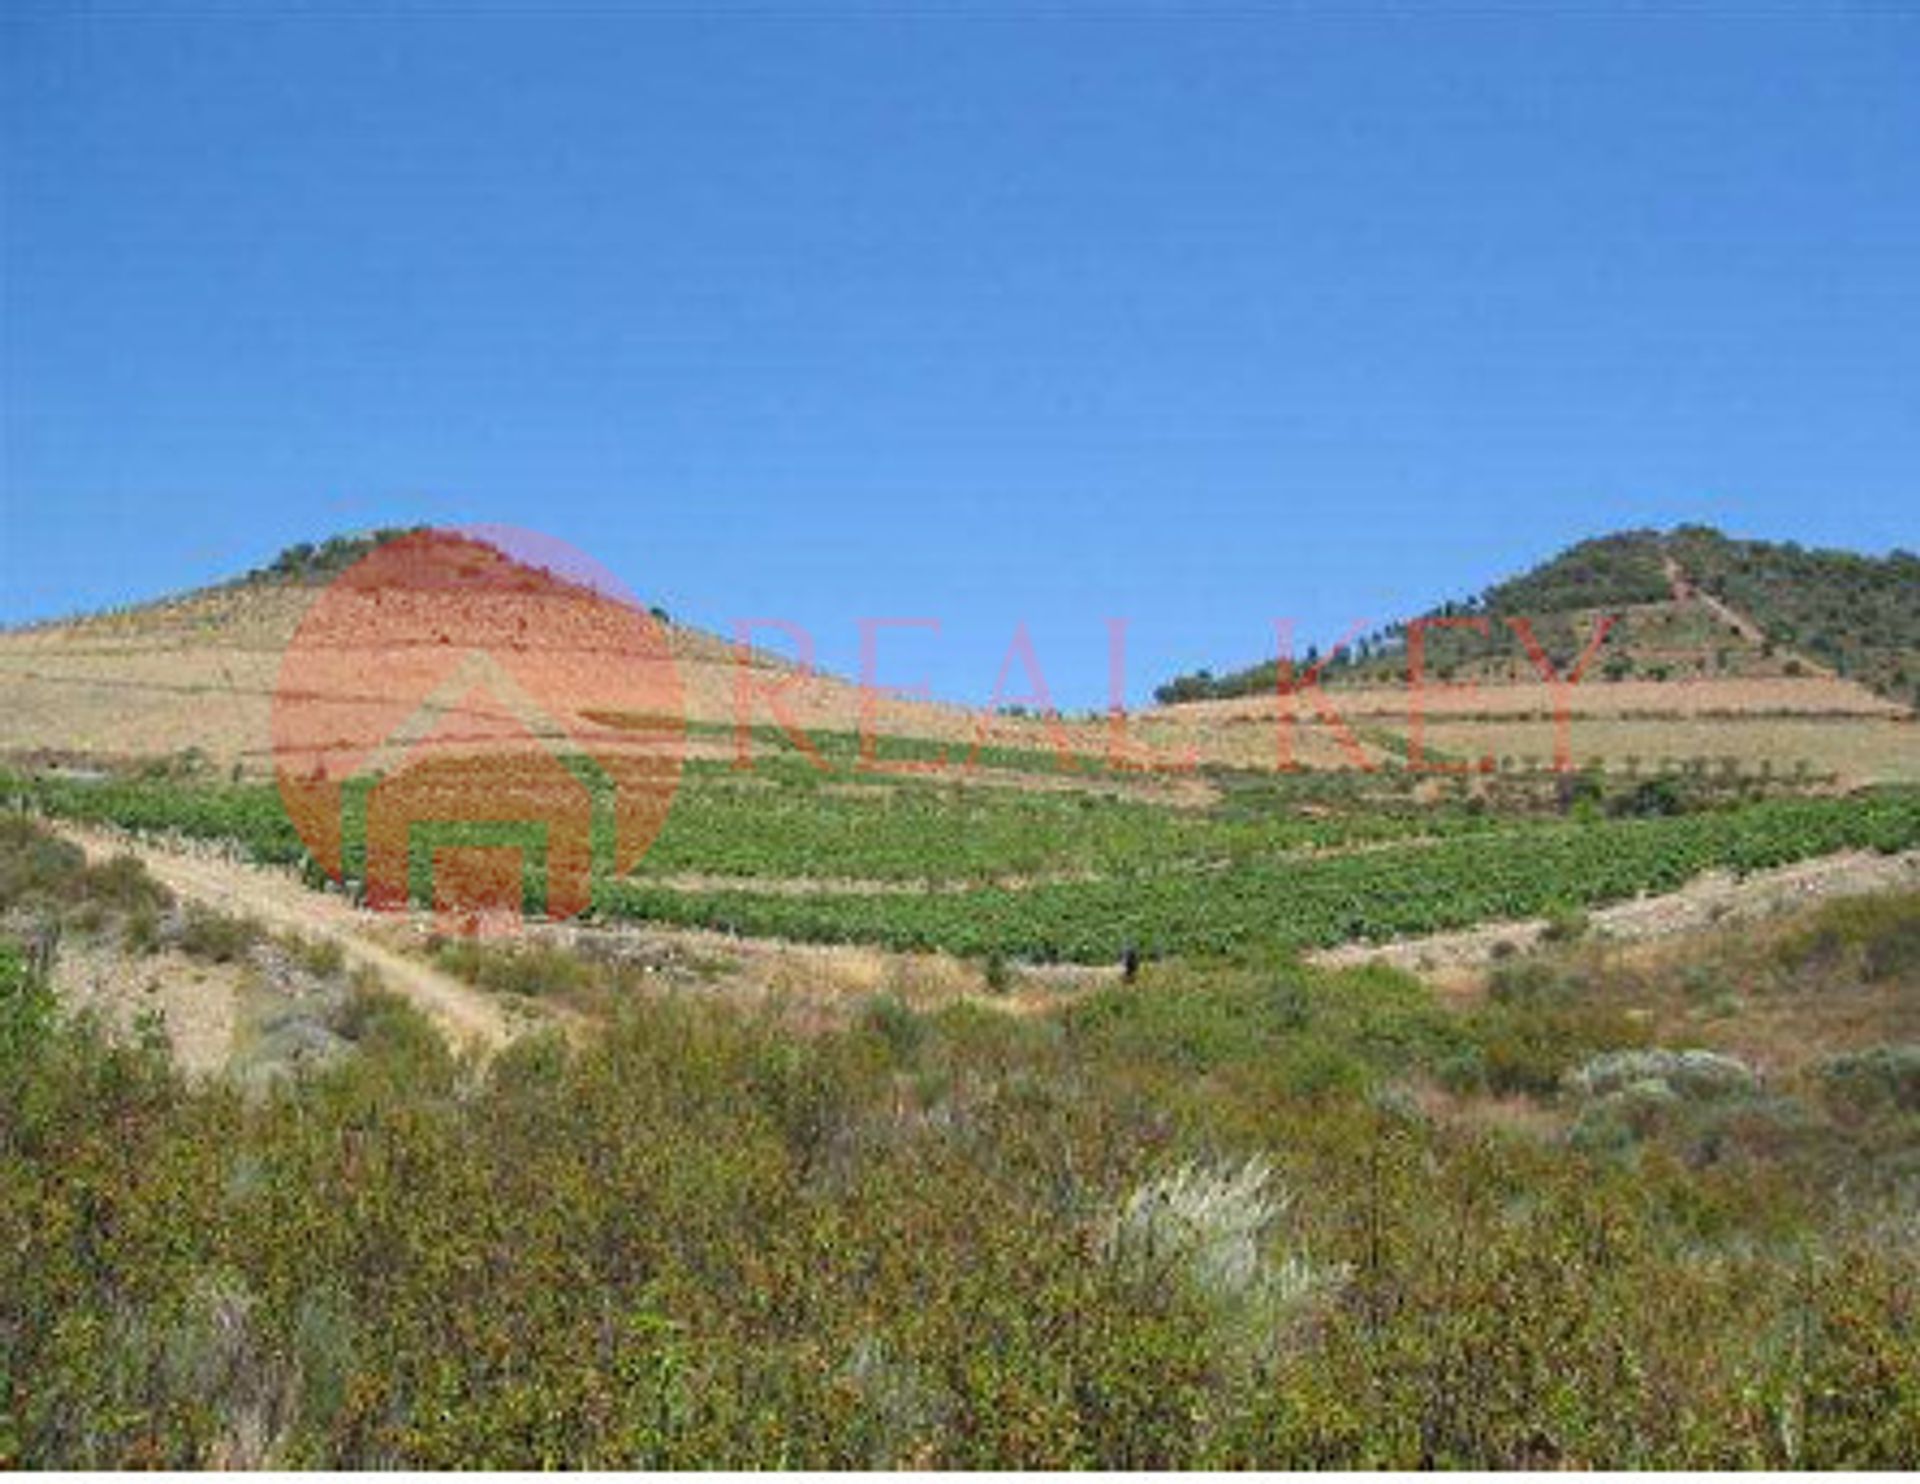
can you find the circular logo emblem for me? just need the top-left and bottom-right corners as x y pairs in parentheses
(271, 526), (684, 929)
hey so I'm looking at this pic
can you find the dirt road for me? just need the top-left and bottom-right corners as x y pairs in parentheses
(1662, 551), (1834, 675)
(54, 822), (514, 1052)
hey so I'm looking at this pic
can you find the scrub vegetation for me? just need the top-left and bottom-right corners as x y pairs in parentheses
(3, 523), (1915, 1467)
(5, 883), (1919, 1467)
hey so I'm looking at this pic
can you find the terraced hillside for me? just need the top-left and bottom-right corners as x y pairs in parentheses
(5, 526), (1914, 971)
(1150, 526), (1916, 785)
(0, 533), (1378, 779)
(1157, 526), (1916, 698)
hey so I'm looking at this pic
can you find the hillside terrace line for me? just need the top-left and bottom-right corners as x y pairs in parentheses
(726, 612), (1621, 777)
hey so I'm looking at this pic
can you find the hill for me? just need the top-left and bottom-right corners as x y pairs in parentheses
(1142, 526), (1915, 787)
(3, 527), (1912, 787)
(0, 531), (1366, 779)
(0, 530), (1011, 777)
(1155, 526), (1918, 708)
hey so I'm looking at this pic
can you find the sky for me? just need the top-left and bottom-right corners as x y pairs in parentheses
(4, 3), (1916, 708)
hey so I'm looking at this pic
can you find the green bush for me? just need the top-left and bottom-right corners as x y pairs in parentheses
(78, 854), (171, 915)
(176, 905), (263, 964)
(0, 818), (175, 952)
(1465, 997), (1649, 1099)
(860, 994), (925, 1063)
(1816, 1045), (1920, 1118)
(284, 933), (346, 979)
(1773, 893), (1920, 985)
(0, 815), (86, 907)
(983, 951), (1012, 994)
(1540, 906), (1590, 944)
(123, 903), (164, 955)
(0, 936), (55, 1065)
(435, 939), (594, 997)
(1487, 957), (1570, 1005)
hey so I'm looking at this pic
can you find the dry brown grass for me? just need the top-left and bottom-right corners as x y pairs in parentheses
(1156, 673), (1903, 724)
(0, 581), (1371, 779)
(1484, 893), (1920, 1080)
(1405, 716), (1919, 785)
(5, 577), (1908, 786)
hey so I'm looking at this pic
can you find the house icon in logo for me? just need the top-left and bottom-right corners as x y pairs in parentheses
(272, 526), (686, 927)
(340, 649), (618, 921)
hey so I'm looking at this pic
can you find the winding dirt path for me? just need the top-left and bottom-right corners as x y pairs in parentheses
(53, 822), (514, 1053)
(1661, 551), (1834, 677)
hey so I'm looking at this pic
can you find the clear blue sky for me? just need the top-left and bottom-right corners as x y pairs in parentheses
(4, 4), (1915, 707)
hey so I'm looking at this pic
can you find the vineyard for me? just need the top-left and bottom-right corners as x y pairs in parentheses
(634, 772), (1501, 882)
(9, 761), (1915, 962)
(2, 770), (310, 864)
(599, 793), (1920, 960)
(1, 760), (1498, 886)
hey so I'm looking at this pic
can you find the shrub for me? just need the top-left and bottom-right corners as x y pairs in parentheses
(9, 808), (1920, 1466)
(982, 951), (1012, 994)
(1815, 1045), (1920, 1118)
(79, 854), (171, 915)
(1611, 776), (1688, 817)
(1862, 912), (1920, 983)
(435, 939), (593, 997)
(123, 903), (164, 955)
(1565, 1047), (1757, 1102)
(1099, 1156), (1347, 1353)
(1101, 1156), (1283, 1302)
(0, 936), (55, 1063)
(284, 933), (346, 979)
(1487, 958), (1569, 1005)
(1070, 965), (1462, 1094)
(1772, 893), (1920, 985)
(1540, 906), (1590, 944)
(0, 816), (86, 907)
(176, 906), (263, 964)
(1467, 997), (1649, 1098)
(1568, 1077), (1681, 1153)
(860, 994), (925, 1063)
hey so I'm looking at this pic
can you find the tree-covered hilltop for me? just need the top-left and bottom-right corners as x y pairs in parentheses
(1154, 527), (1917, 705)
(1665, 526), (1920, 706)
(1154, 530), (1673, 703)
(239, 528), (426, 585)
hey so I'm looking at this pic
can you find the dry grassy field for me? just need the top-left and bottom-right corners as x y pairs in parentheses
(0, 582), (1383, 779)
(1402, 715), (1919, 786)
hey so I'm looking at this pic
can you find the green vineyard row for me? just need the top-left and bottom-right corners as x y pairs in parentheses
(596, 793), (1920, 962)
(3, 767), (1493, 884)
